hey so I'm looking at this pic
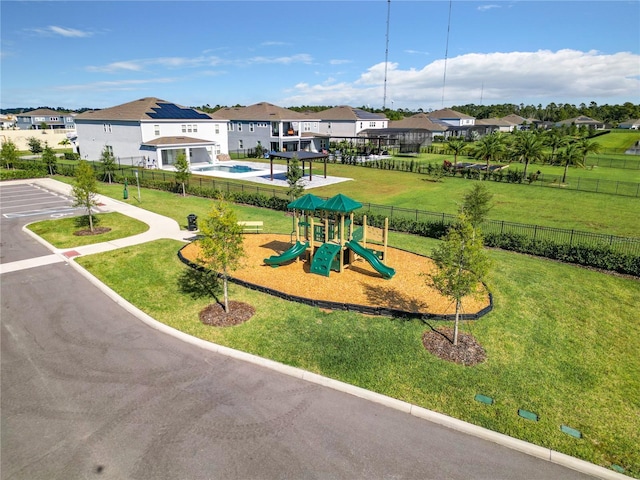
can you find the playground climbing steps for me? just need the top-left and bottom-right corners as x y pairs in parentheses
(310, 242), (342, 277)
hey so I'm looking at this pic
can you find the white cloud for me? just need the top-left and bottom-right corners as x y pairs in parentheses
(404, 49), (430, 55)
(245, 54), (313, 65)
(261, 41), (290, 47)
(477, 4), (500, 12)
(329, 59), (351, 65)
(55, 78), (177, 92)
(32, 26), (93, 38)
(281, 49), (640, 109)
(86, 56), (223, 73)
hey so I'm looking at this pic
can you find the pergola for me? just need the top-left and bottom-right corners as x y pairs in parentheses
(267, 151), (329, 182)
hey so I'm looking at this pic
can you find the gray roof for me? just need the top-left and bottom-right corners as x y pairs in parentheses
(315, 106), (387, 121)
(427, 108), (475, 120)
(19, 108), (71, 116)
(141, 136), (215, 146)
(75, 98), (212, 122)
(210, 102), (317, 121)
(390, 113), (448, 131)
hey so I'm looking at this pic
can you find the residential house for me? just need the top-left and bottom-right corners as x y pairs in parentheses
(210, 102), (324, 154)
(426, 108), (476, 138)
(74, 97), (229, 168)
(555, 115), (606, 130)
(315, 106), (388, 139)
(373, 113), (449, 152)
(0, 114), (16, 129)
(16, 108), (76, 130)
(618, 119), (640, 130)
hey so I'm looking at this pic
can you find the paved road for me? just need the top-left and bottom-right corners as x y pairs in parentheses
(1, 183), (599, 479)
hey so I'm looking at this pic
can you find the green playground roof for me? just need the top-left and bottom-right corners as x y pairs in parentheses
(287, 193), (325, 211)
(318, 193), (362, 213)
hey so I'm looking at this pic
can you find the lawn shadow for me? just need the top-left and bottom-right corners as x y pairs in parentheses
(177, 267), (222, 302)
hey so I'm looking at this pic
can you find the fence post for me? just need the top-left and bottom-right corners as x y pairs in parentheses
(569, 229), (574, 247)
(501, 220), (505, 234)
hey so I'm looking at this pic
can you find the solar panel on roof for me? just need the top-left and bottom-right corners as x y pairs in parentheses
(148, 103), (210, 120)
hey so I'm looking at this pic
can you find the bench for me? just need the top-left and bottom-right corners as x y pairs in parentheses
(237, 221), (263, 233)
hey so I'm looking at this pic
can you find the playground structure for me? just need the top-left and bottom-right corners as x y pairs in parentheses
(264, 193), (396, 279)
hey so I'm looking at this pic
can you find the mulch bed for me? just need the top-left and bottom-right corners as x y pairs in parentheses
(180, 234), (490, 317)
(199, 301), (256, 327)
(74, 227), (112, 236)
(422, 327), (486, 366)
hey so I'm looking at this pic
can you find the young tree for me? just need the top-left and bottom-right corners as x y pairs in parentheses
(446, 138), (467, 164)
(285, 154), (305, 200)
(72, 160), (99, 232)
(576, 137), (601, 168)
(510, 131), (544, 179)
(1, 139), (19, 169)
(559, 143), (583, 183)
(461, 183), (493, 237)
(198, 200), (245, 313)
(544, 129), (568, 164)
(471, 132), (506, 172)
(174, 152), (191, 196)
(430, 213), (490, 346)
(100, 146), (117, 184)
(27, 136), (43, 154)
(41, 143), (57, 175)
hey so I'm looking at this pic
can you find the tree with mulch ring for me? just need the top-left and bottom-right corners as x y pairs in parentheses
(199, 301), (255, 327)
(74, 226), (112, 236)
(422, 327), (486, 366)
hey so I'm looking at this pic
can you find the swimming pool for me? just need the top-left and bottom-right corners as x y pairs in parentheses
(193, 164), (259, 174)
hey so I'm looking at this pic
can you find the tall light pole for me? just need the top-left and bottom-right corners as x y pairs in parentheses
(383, 0), (391, 110)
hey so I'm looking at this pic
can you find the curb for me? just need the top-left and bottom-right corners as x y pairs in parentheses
(60, 256), (630, 480)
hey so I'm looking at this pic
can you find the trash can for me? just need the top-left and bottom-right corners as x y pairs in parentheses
(187, 214), (198, 231)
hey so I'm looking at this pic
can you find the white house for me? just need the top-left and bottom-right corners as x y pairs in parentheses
(74, 97), (229, 168)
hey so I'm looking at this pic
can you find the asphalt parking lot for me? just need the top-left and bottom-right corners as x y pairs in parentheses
(0, 182), (80, 220)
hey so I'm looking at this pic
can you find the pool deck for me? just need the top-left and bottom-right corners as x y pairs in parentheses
(187, 160), (353, 189)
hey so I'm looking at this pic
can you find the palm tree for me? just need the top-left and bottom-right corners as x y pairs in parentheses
(510, 131), (545, 179)
(576, 138), (601, 168)
(544, 129), (568, 165)
(446, 138), (467, 165)
(471, 132), (507, 172)
(559, 143), (583, 183)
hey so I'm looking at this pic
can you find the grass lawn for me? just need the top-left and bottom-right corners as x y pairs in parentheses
(54, 171), (640, 238)
(76, 236), (640, 477)
(26, 212), (149, 248)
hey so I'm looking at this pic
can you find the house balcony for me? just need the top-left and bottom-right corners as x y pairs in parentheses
(283, 129), (299, 137)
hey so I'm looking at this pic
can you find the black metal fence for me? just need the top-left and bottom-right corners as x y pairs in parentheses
(51, 163), (640, 257)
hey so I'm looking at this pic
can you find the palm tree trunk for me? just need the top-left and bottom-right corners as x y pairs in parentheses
(522, 159), (529, 179)
(562, 162), (569, 183)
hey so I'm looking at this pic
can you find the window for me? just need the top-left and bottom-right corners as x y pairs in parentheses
(187, 125), (192, 133)
(303, 122), (311, 132)
(249, 123), (254, 132)
(34, 117), (45, 122)
(360, 122), (363, 128)
(66, 117), (74, 123)
(313, 123), (318, 129)
(49, 117), (59, 122)
(154, 125), (160, 135)
(228, 123), (234, 131)
(327, 122), (332, 130)
(192, 124), (198, 133)
(182, 125), (187, 133)
(103, 123), (112, 133)
(237, 122), (242, 132)
(238, 139), (243, 149)
(105, 145), (114, 155)
(369, 122), (376, 128)
(215, 124), (220, 134)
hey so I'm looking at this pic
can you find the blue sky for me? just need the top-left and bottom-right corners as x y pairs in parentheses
(2, 1), (639, 111)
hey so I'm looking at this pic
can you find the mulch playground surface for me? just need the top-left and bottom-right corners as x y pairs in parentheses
(180, 234), (490, 317)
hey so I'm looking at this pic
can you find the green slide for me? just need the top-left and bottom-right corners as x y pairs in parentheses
(310, 243), (342, 277)
(264, 241), (308, 267)
(346, 240), (396, 279)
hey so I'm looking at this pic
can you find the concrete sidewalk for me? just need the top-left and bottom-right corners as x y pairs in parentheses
(4, 177), (630, 480)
